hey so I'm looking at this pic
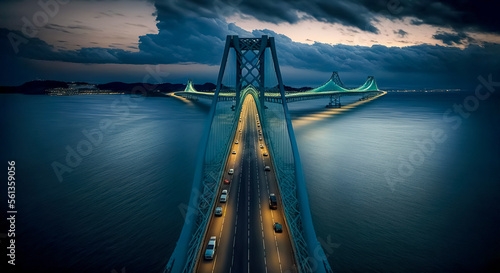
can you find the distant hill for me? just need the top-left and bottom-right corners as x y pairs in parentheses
(0, 80), (308, 95)
(194, 82), (216, 92)
(0, 80), (68, 94)
(96, 82), (216, 93)
(95, 82), (139, 92)
(284, 85), (312, 92)
(0, 81), (214, 95)
(97, 82), (181, 93)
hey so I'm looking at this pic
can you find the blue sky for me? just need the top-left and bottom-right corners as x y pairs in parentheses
(1, 0), (500, 89)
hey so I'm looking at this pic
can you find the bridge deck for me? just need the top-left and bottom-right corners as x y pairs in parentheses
(196, 96), (297, 273)
(174, 89), (383, 104)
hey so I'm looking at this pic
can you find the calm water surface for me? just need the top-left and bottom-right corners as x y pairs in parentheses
(1, 92), (499, 272)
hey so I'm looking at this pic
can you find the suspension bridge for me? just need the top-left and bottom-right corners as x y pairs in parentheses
(164, 35), (385, 273)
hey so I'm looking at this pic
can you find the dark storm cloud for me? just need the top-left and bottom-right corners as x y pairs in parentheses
(0, 28), (147, 63)
(0, 21), (248, 65)
(402, 0), (500, 34)
(151, 0), (500, 35)
(393, 29), (408, 38)
(65, 24), (101, 31)
(152, 0), (379, 33)
(3, 24), (500, 89)
(2, 0), (500, 88)
(354, 0), (500, 34)
(125, 23), (149, 28)
(44, 24), (72, 34)
(432, 31), (473, 45)
(94, 10), (126, 19)
(44, 23), (101, 34)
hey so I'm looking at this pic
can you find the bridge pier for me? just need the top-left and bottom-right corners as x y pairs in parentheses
(359, 92), (375, 101)
(326, 94), (341, 108)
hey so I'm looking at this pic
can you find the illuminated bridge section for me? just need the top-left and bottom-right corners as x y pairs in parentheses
(264, 72), (382, 104)
(176, 71), (384, 105)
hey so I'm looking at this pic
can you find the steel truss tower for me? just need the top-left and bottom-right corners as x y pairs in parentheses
(217, 35), (275, 109)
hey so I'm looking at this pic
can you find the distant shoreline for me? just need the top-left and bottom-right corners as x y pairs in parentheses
(0, 80), (464, 95)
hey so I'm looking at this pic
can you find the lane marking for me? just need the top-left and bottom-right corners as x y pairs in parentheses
(211, 254), (217, 273)
(207, 99), (294, 273)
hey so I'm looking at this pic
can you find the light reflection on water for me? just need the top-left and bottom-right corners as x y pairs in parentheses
(291, 92), (500, 272)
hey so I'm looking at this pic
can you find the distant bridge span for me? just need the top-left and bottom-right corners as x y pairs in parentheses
(176, 71), (382, 106)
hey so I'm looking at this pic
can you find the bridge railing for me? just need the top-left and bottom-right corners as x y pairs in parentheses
(165, 93), (240, 273)
(262, 96), (333, 273)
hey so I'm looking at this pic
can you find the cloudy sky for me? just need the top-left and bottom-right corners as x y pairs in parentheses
(1, 0), (499, 89)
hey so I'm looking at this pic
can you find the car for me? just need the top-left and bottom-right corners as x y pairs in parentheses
(224, 179), (230, 184)
(274, 222), (283, 233)
(269, 193), (277, 209)
(220, 193), (227, 203)
(239, 118), (242, 122)
(264, 166), (271, 171)
(259, 137), (262, 141)
(232, 150), (236, 154)
(235, 140), (239, 144)
(260, 144), (264, 149)
(257, 124), (260, 127)
(228, 169), (234, 175)
(220, 190), (228, 203)
(239, 129), (242, 132)
(204, 236), (217, 260)
(215, 207), (223, 216)
(263, 152), (268, 157)
(259, 132), (262, 135)
(220, 195), (227, 203)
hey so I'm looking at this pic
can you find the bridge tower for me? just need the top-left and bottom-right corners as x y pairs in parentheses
(331, 71), (346, 88)
(216, 35), (280, 109)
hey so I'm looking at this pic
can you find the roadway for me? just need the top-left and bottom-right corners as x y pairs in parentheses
(196, 95), (298, 273)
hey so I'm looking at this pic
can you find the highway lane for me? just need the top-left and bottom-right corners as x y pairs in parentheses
(196, 95), (297, 273)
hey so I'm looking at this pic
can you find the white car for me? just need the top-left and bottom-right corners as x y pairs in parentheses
(259, 137), (262, 141)
(235, 140), (239, 144)
(263, 152), (268, 157)
(228, 169), (234, 175)
(232, 150), (236, 154)
(215, 207), (222, 216)
(264, 166), (271, 171)
(204, 236), (217, 260)
(260, 144), (264, 149)
(220, 190), (228, 203)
